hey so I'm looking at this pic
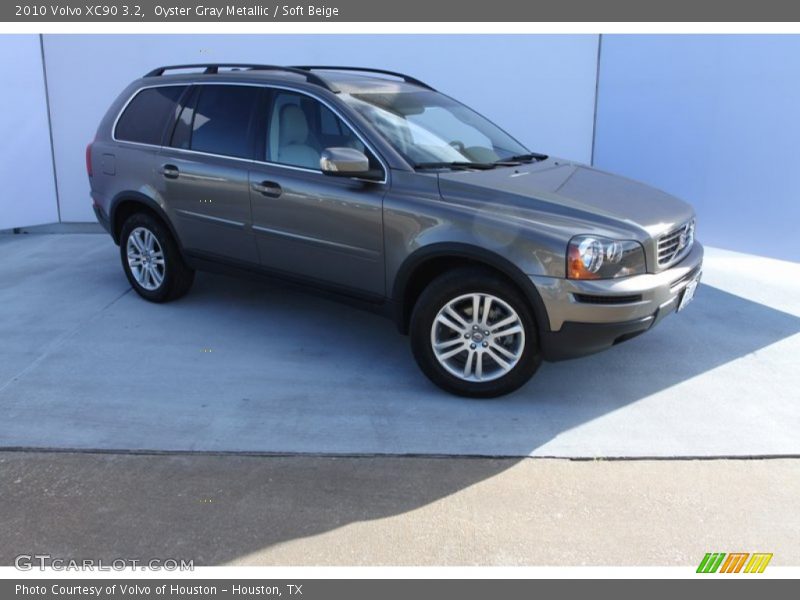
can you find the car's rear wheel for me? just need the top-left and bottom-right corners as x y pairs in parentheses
(119, 212), (194, 302)
(410, 267), (541, 398)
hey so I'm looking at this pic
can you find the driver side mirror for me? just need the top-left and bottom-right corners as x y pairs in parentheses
(320, 147), (383, 181)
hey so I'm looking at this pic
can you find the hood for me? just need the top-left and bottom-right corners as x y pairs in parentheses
(437, 160), (694, 238)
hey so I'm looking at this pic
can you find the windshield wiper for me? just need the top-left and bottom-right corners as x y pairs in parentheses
(415, 153), (548, 171)
(498, 152), (549, 164)
(414, 161), (498, 171)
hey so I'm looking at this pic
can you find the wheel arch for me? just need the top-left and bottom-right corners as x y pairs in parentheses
(392, 243), (551, 338)
(109, 191), (182, 250)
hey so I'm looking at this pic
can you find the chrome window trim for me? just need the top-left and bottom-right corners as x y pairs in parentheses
(111, 81), (389, 185)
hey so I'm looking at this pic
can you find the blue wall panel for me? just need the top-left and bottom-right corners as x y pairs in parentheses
(594, 35), (800, 261)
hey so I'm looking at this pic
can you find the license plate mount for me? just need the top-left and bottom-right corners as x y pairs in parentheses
(677, 274), (700, 312)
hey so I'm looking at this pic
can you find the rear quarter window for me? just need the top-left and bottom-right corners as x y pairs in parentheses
(114, 86), (187, 146)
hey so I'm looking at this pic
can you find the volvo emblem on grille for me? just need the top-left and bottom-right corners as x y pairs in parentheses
(678, 229), (688, 249)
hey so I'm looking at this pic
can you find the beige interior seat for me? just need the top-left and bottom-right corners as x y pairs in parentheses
(276, 105), (320, 169)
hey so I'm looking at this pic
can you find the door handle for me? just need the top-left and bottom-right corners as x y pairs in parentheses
(161, 164), (180, 179)
(252, 180), (282, 198)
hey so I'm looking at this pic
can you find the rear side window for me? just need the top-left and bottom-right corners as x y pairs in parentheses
(187, 86), (260, 159)
(115, 86), (187, 145)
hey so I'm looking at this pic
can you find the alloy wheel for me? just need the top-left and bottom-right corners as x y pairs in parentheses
(126, 226), (166, 291)
(430, 292), (525, 382)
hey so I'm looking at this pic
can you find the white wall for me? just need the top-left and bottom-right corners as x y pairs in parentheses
(0, 35), (58, 230)
(594, 35), (800, 262)
(42, 34), (600, 222)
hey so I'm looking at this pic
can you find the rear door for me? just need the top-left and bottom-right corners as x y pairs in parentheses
(157, 84), (261, 264)
(248, 88), (388, 296)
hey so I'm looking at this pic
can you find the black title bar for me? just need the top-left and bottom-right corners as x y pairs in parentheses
(4, 0), (800, 22)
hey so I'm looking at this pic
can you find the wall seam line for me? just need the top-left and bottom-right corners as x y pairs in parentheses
(39, 34), (61, 223)
(590, 33), (603, 167)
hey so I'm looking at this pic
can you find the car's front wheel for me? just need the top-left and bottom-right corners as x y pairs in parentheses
(410, 268), (541, 398)
(119, 212), (195, 302)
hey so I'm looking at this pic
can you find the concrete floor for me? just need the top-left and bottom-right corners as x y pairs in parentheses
(0, 233), (798, 457)
(1, 451), (797, 566)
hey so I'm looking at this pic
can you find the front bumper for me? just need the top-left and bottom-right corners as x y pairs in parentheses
(531, 242), (703, 361)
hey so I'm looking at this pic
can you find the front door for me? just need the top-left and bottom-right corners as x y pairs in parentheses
(249, 89), (387, 296)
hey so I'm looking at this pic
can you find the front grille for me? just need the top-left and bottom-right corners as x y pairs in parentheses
(573, 293), (643, 305)
(657, 220), (695, 267)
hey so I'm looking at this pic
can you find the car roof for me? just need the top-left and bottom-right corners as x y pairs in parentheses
(139, 65), (433, 95)
(310, 71), (429, 94)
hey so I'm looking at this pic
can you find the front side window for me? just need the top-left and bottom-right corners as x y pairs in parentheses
(115, 86), (187, 145)
(173, 85), (260, 159)
(341, 90), (530, 165)
(266, 90), (375, 171)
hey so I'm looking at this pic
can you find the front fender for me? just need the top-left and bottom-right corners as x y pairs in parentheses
(391, 242), (551, 337)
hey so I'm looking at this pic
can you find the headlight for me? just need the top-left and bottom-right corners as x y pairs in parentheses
(567, 235), (646, 280)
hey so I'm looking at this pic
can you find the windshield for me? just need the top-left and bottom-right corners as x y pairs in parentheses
(341, 90), (530, 166)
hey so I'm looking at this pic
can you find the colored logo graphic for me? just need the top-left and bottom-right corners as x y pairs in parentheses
(697, 552), (773, 573)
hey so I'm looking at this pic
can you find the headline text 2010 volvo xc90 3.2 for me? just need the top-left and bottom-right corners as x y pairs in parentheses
(87, 64), (703, 397)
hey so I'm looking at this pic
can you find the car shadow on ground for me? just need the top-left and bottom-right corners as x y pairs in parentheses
(2, 248), (800, 565)
(160, 272), (800, 455)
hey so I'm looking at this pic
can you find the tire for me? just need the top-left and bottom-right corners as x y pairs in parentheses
(119, 212), (195, 303)
(410, 267), (541, 398)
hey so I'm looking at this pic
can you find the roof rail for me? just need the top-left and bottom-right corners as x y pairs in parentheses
(293, 66), (435, 91)
(143, 64), (336, 92)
